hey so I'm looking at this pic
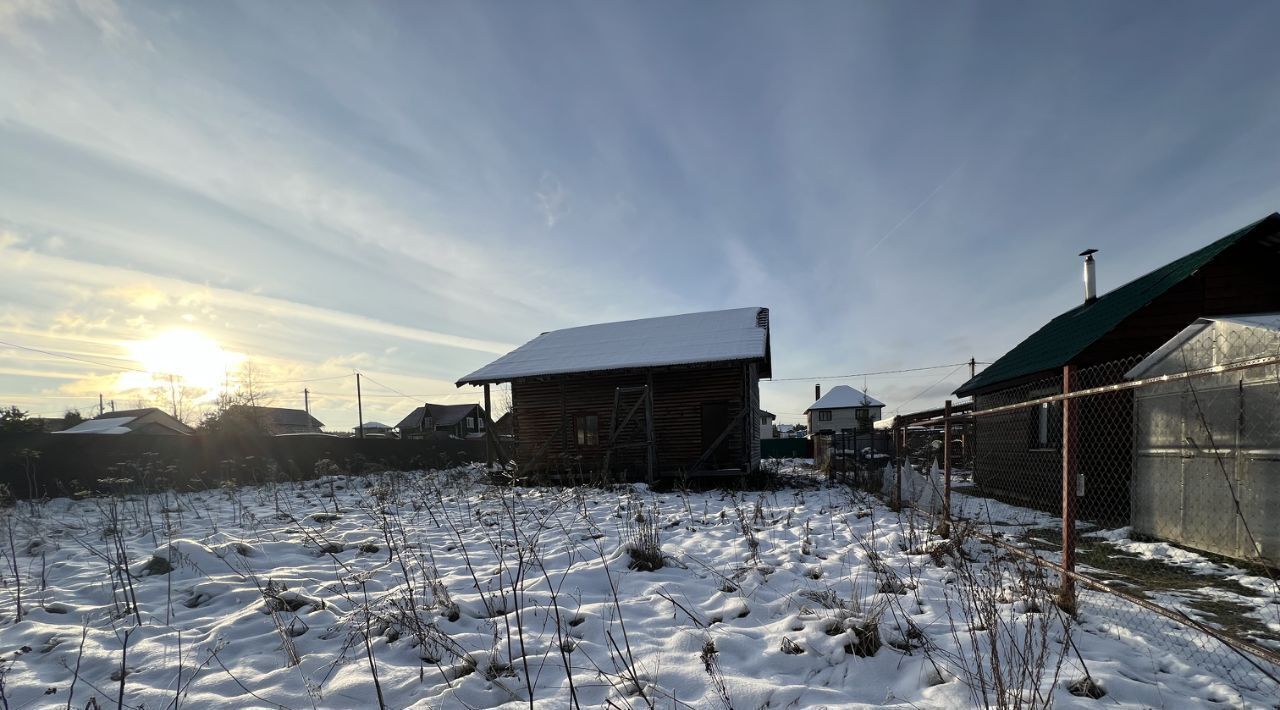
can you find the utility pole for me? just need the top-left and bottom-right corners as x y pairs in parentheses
(169, 374), (178, 419)
(109, 400), (115, 413)
(304, 388), (310, 415)
(969, 357), (976, 380)
(483, 384), (492, 468)
(99, 393), (104, 417)
(355, 372), (364, 439)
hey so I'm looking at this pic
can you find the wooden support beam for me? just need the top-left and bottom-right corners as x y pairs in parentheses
(484, 384), (492, 469)
(692, 406), (748, 472)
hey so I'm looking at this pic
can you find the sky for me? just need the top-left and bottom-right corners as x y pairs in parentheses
(4, 0), (1280, 430)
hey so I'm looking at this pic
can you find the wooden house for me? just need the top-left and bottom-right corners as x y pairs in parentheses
(396, 403), (487, 439)
(456, 307), (772, 479)
(954, 214), (1280, 520)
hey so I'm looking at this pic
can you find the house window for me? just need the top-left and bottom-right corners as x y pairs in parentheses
(818, 411), (833, 422)
(478, 417), (485, 431)
(576, 415), (599, 446)
(466, 416), (476, 430)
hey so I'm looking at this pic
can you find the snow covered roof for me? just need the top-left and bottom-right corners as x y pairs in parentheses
(361, 421), (392, 429)
(55, 417), (136, 435)
(804, 385), (885, 413)
(1125, 313), (1280, 379)
(457, 307), (771, 385)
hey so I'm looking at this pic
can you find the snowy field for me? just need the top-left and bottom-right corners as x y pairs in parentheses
(0, 464), (1275, 709)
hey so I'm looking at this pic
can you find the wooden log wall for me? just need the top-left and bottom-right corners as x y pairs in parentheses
(511, 364), (753, 476)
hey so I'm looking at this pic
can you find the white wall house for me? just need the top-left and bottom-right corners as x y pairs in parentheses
(759, 410), (777, 439)
(805, 385), (885, 435)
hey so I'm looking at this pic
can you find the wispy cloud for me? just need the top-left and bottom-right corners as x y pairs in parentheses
(536, 172), (570, 228)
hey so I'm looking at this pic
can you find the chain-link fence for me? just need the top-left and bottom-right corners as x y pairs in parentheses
(884, 320), (1280, 698)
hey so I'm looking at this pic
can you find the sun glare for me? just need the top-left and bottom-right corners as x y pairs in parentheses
(125, 329), (242, 391)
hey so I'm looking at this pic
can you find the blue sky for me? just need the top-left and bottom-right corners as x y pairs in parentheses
(3, 0), (1280, 428)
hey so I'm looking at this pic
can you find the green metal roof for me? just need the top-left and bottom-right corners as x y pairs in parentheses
(955, 214), (1280, 397)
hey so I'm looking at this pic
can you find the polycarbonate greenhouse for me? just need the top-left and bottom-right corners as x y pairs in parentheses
(1125, 314), (1280, 564)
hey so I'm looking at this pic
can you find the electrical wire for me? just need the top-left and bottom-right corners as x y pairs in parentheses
(893, 364), (966, 414)
(764, 361), (989, 382)
(0, 339), (153, 374)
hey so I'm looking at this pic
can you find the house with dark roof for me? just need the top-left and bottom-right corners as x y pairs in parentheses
(226, 406), (324, 435)
(56, 408), (194, 436)
(396, 403), (488, 439)
(456, 307), (772, 479)
(954, 213), (1280, 518)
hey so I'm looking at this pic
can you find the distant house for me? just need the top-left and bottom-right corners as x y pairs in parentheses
(954, 214), (1280, 519)
(456, 307), (772, 478)
(358, 421), (394, 437)
(56, 408), (194, 436)
(396, 403), (488, 439)
(806, 385), (884, 435)
(760, 410), (777, 439)
(776, 423), (797, 438)
(227, 406), (324, 435)
(492, 411), (513, 437)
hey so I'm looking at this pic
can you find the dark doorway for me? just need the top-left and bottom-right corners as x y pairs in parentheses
(700, 401), (731, 468)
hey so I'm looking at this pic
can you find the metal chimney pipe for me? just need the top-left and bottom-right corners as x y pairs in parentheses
(815, 384), (821, 401)
(1080, 249), (1098, 303)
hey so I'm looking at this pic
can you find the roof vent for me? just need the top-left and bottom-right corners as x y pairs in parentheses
(1080, 249), (1098, 304)
(757, 307), (770, 329)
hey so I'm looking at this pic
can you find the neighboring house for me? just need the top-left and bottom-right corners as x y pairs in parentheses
(1125, 314), (1280, 563)
(805, 385), (885, 435)
(954, 213), (1280, 519)
(760, 410), (777, 439)
(55, 408), (194, 436)
(492, 411), (513, 437)
(358, 421), (394, 437)
(775, 423), (797, 438)
(396, 403), (488, 438)
(227, 406), (324, 434)
(456, 307), (772, 478)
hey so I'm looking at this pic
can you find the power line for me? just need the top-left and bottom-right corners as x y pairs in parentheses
(763, 361), (989, 383)
(248, 373), (354, 385)
(0, 339), (152, 375)
(893, 365), (966, 414)
(357, 373), (419, 402)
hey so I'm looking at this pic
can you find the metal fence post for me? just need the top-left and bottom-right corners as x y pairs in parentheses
(1061, 364), (1078, 611)
(942, 399), (952, 536)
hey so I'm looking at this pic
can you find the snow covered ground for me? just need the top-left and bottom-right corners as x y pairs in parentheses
(0, 463), (1276, 709)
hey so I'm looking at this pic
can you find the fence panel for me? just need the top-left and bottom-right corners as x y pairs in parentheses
(0, 431), (486, 497)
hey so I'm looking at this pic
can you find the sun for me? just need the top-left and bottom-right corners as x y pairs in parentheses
(126, 329), (242, 391)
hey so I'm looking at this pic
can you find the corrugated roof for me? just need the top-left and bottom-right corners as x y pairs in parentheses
(955, 214), (1280, 397)
(804, 385), (885, 412)
(457, 307), (770, 385)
